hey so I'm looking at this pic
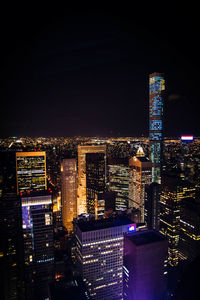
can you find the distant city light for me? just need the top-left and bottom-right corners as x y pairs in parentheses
(181, 135), (194, 141)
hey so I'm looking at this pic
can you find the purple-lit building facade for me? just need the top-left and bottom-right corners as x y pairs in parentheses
(149, 72), (165, 184)
(123, 230), (168, 300)
(21, 193), (54, 300)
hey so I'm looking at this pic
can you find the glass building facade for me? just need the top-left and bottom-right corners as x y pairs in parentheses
(77, 145), (106, 215)
(108, 158), (129, 211)
(149, 73), (165, 184)
(16, 152), (47, 194)
(86, 153), (106, 218)
(21, 193), (54, 300)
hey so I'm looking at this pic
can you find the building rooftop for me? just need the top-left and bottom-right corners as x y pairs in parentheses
(126, 230), (167, 246)
(76, 216), (133, 232)
(137, 156), (151, 163)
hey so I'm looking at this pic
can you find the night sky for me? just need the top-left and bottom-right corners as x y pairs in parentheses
(1, 5), (200, 138)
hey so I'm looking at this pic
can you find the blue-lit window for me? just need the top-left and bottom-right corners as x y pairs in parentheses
(150, 120), (162, 131)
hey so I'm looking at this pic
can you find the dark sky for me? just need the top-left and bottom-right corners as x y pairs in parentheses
(1, 4), (200, 137)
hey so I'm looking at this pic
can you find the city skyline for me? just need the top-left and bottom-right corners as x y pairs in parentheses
(1, 6), (199, 138)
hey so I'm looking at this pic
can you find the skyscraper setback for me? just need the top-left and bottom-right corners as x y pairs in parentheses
(149, 72), (165, 184)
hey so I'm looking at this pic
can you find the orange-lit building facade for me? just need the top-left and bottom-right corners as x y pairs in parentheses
(61, 159), (77, 232)
(129, 156), (152, 222)
(77, 145), (106, 215)
(16, 152), (47, 194)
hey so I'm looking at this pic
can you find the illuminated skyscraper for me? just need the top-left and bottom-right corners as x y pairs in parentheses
(108, 158), (129, 211)
(77, 145), (106, 215)
(73, 216), (135, 300)
(149, 72), (165, 184)
(86, 153), (106, 218)
(179, 197), (200, 262)
(129, 155), (152, 222)
(21, 192), (54, 300)
(61, 159), (77, 231)
(159, 175), (195, 266)
(16, 151), (47, 194)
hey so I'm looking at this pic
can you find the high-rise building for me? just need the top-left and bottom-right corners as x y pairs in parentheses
(0, 151), (24, 300)
(129, 155), (152, 222)
(159, 175), (195, 266)
(149, 72), (165, 184)
(108, 158), (129, 211)
(16, 151), (47, 194)
(123, 230), (168, 300)
(61, 159), (77, 231)
(179, 197), (200, 262)
(77, 145), (106, 215)
(21, 192), (54, 300)
(73, 216), (136, 300)
(145, 182), (160, 230)
(86, 153), (106, 218)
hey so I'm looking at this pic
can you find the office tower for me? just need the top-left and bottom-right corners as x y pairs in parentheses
(73, 216), (136, 300)
(179, 197), (200, 261)
(77, 145), (106, 215)
(159, 175), (195, 266)
(108, 158), (129, 211)
(16, 151), (47, 194)
(0, 151), (24, 300)
(86, 153), (106, 218)
(21, 192), (54, 300)
(149, 72), (165, 184)
(129, 155), (152, 222)
(61, 159), (77, 231)
(123, 230), (168, 300)
(145, 182), (160, 230)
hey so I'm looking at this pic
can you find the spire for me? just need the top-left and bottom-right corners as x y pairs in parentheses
(136, 146), (145, 157)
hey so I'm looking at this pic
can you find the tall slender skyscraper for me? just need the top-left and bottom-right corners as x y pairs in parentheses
(129, 155), (152, 222)
(149, 72), (165, 184)
(77, 145), (106, 215)
(61, 159), (77, 231)
(16, 151), (47, 194)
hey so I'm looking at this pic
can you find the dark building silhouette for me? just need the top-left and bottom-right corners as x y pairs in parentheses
(86, 152), (106, 218)
(145, 182), (160, 230)
(0, 151), (24, 300)
(179, 197), (200, 261)
(123, 230), (168, 300)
